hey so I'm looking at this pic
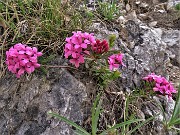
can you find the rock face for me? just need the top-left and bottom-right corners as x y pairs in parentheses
(0, 65), (87, 135)
(90, 19), (180, 90)
(0, 17), (180, 135)
(140, 95), (175, 135)
(121, 22), (168, 90)
(162, 30), (180, 66)
(90, 19), (179, 134)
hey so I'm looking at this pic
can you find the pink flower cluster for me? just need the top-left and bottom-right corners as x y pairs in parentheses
(6, 43), (42, 78)
(92, 39), (109, 54)
(143, 73), (176, 98)
(64, 31), (96, 68)
(64, 31), (125, 70)
(108, 53), (124, 70)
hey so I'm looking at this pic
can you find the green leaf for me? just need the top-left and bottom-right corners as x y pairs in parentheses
(74, 130), (89, 135)
(168, 85), (180, 127)
(99, 119), (143, 135)
(92, 93), (102, 135)
(127, 114), (158, 135)
(110, 70), (121, 80)
(39, 54), (56, 64)
(48, 112), (90, 135)
(169, 118), (180, 126)
(39, 66), (48, 75)
(175, 3), (180, 10)
(109, 34), (116, 48)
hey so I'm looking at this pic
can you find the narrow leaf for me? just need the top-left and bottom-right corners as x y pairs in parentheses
(48, 112), (90, 135)
(109, 34), (116, 48)
(127, 114), (158, 135)
(168, 85), (180, 127)
(92, 93), (102, 135)
(99, 119), (143, 135)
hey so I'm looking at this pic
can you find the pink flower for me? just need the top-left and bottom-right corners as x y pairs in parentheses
(64, 31), (96, 68)
(6, 43), (42, 78)
(92, 39), (109, 54)
(143, 73), (176, 98)
(108, 53), (124, 70)
(69, 54), (84, 68)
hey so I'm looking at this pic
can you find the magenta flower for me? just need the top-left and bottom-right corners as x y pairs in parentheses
(69, 54), (85, 68)
(143, 73), (176, 98)
(64, 31), (96, 68)
(92, 39), (109, 54)
(108, 53), (124, 70)
(6, 43), (42, 78)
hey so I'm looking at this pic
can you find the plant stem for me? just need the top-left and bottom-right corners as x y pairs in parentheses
(42, 65), (78, 70)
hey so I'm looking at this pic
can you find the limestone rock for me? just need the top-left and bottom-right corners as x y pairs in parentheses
(0, 64), (87, 135)
(162, 30), (180, 66)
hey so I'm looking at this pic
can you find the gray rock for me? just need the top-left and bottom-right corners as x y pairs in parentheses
(167, 0), (180, 9)
(121, 22), (168, 90)
(0, 64), (87, 135)
(90, 20), (179, 92)
(162, 30), (180, 66)
(90, 22), (119, 40)
(90, 20), (179, 134)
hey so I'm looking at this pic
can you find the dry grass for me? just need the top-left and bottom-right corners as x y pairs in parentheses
(0, 0), (94, 79)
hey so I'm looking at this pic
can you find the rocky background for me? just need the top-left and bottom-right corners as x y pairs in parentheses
(0, 0), (180, 135)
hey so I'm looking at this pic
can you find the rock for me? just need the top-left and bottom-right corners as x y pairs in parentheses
(0, 59), (87, 135)
(140, 2), (149, 8)
(90, 20), (179, 92)
(89, 19), (178, 134)
(119, 21), (168, 89)
(135, 1), (141, 5)
(126, 11), (139, 22)
(126, 3), (131, 11)
(167, 0), (180, 9)
(149, 21), (158, 27)
(90, 22), (119, 40)
(117, 16), (126, 24)
(140, 95), (176, 135)
(162, 30), (180, 66)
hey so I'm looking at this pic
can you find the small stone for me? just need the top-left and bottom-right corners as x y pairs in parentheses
(154, 28), (163, 37)
(126, 4), (131, 11)
(135, 1), (141, 5)
(121, 10), (127, 14)
(157, 9), (166, 13)
(126, 11), (138, 21)
(167, 63), (173, 67)
(0, 100), (5, 108)
(140, 2), (149, 8)
(149, 21), (158, 27)
(117, 16), (126, 24)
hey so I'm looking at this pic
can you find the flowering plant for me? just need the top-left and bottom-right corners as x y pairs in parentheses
(91, 39), (109, 54)
(64, 31), (96, 68)
(6, 43), (42, 78)
(64, 32), (124, 87)
(143, 73), (176, 98)
(108, 53), (124, 71)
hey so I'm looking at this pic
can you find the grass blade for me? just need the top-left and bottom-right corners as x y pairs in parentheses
(92, 93), (102, 135)
(168, 85), (180, 127)
(127, 114), (158, 135)
(99, 119), (143, 135)
(48, 112), (90, 135)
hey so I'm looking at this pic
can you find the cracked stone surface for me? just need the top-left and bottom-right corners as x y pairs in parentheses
(90, 19), (180, 90)
(0, 17), (180, 135)
(90, 19), (179, 134)
(0, 64), (87, 135)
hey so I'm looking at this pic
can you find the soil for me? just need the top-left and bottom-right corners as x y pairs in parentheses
(128, 0), (180, 30)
